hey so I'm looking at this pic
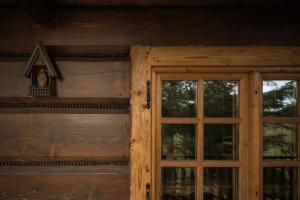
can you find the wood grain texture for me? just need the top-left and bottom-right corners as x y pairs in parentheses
(153, 66), (300, 73)
(0, 114), (129, 161)
(1, 0), (298, 7)
(130, 46), (151, 200)
(15, 0), (52, 23)
(0, 174), (129, 200)
(0, 62), (29, 97)
(0, 164), (129, 174)
(0, 9), (299, 46)
(0, 45), (130, 61)
(147, 46), (300, 66)
(0, 61), (130, 98)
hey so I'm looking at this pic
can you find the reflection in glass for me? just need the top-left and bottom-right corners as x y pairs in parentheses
(161, 167), (195, 200)
(263, 167), (298, 200)
(263, 124), (297, 160)
(162, 80), (197, 117)
(162, 124), (196, 160)
(204, 80), (239, 117)
(204, 124), (238, 160)
(204, 168), (238, 200)
(263, 80), (297, 117)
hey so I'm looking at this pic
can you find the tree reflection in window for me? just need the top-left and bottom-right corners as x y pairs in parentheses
(162, 124), (196, 160)
(263, 80), (297, 117)
(263, 124), (297, 160)
(162, 80), (197, 117)
(161, 167), (196, 200)
(263, 167), (298, 200)
(204, 124), (238, 160)
(204, 81), (239, 117)
(204, 168), (238, 200)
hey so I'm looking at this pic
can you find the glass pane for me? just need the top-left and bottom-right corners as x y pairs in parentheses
(204, 124), (238, 160)
(161, 167), (196, 200)
(263, 80), (297, 117)
(263, 167), (298, 200)
(204, 80), (239, 117)
(162, 80), (197, 117)
(263, 124), (297, 160)
(162, 124), (196, 160)
(204, 168), (238, 200)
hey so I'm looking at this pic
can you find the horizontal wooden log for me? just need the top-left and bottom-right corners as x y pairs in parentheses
(49, 0), (300, 7)
(0, 174), (129, 200)
(152, 66), (300, 73)
(0, 97), (128, 104)
(1, 0), (299, 7)
(0, 45), (130, 61)
(0, 114), (130, 161)
(0, 61), (130, 98)
(15, 0), (52, 23)
(0, 8), (298, 45)
(0, 164), (129, 174)
(146, 46), (300, 66)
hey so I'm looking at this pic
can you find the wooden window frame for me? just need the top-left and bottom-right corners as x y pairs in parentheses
(130, 46), (300, 200)
(155, 73), (248, 200)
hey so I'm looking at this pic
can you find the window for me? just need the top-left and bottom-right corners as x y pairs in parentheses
(153, 73), (300, 200)
(155, 74), (248, 200)
(130, 46), (300, 200)
(262, 77), (299, 200)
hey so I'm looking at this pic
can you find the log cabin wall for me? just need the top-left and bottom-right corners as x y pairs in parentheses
(0, 59), (131, 199)
(0, 1), (299, 199)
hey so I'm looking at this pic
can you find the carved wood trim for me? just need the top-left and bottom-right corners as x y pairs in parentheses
(0, 97), (130, 114)
(0, 160), (128, 167)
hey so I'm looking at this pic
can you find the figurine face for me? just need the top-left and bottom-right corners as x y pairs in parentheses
(37, 68), (49, 88)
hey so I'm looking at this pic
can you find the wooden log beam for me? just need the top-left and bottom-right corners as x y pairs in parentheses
(4, 0), (299, 8)
(0, 45), (130, 61)
(15, 0), (52, 23)
(0, 8), (298, 45)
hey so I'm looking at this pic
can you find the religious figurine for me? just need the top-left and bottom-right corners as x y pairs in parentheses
(37, 68), (49, 88)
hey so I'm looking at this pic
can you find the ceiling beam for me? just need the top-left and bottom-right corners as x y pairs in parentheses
(15, 0), (52, 23)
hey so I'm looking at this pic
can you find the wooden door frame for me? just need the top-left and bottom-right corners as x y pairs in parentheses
(130, 46), (300, 200)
